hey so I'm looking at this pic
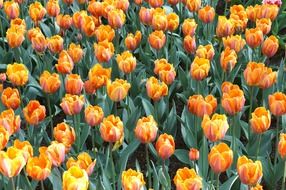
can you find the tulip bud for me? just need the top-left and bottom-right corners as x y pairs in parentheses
(46, 0), (60, 17)
(190, 56), (210, 81)
(268, 92), (286, 116)
(208, 143), (233, 173)
(84, 105), (104, 127)
(216, 16), (235, 38)
(250, 107), (271, 134)
(54, 122), (76, 152)
(134, 115), (158, 144)
(0, 109), (21, 136)
(40, 71), (61, 94)
(88, 64), (111, 89)
(23, 100), (46, 126)
(1, 87), (20, 110)
(262, 35), (279, 58)
(65, 74), (84, 95)
(189, 148), (199, 161)
(188, 94), (217, 117)
(100, 115), (124, 143)
(148, 30), (166, 50)
(220, 47), (237, 72)
(198, 5), (215, 23)
(26, 155), (52, 181)
(93, 40), (115, 63)
(146, 76), (168, 101)
(66, 152), (96, 176)
(245, 28), (263, 48)
(56, 50), (74, 74)
(156, 133), (175, 160)
(278, 133), (286, 159)
(107, 79), (131, 102)
(60, 94), (84, 115)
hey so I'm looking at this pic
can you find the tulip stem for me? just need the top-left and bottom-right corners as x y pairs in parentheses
(248, 86), (253, 141)
(282, 160), (286, 190)
(216, 173), (220, 190)
(256, 134), (262, 160)
(11, 177), (15, 190)
(145, 144), (152, 188)
(275, 116), (280, 166)
(41, 180), (45, 190)
(91, 127), (95, 150)
(109, 143), (116, 190)
(46, 94), (53, 140)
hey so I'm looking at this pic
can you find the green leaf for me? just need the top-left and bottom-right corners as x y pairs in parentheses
(48, 168), (62, 190)
(141, 97), (155, 116)
(80, 124), (90, 150)
(220, 175), (238, 190)
(174, 149), (190, 165)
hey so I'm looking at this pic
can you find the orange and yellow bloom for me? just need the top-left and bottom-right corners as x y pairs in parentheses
(6, 63), (29, 86)
(100, 115), (124, 143)
(208, 143), (233, 173)
(134, 115), (158, 144)
(146, 76), (168, 101)
(187, 94), (217, 117)
(23, 100), (46, 126)
(121, 169), (145, 190)
(107, 79), (131, 102)
(156, 133), (175, 160)
(173, 167), (202, 190)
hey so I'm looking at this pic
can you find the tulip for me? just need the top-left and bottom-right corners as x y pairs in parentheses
(202, 114), (229, 142)
(167, 13), (179, 31)
(268, 92), (286, 116)
(146, 76), (168, 101)
(46, 0), (60, 17)
(31, 33), (47, 53)
(116, 0), (129, 11)
(60, 94), (84, 115)
(65, 74), (84, 95)
(278, 133), (286, 159)
(246, 5), (258, 22)
(223, 35), (246, 53)
(0, 126), (9, 150)
(148, 30), (166, 50)
(93, 40), (114, 63)
(258, 67), (277, 89)
(208, 143), (233, 173)
(66, 152), (96, 176)
(149, 0), (163, 8)
(1, 87), (20, 110)
(81, 15), (97, 37)
(190, 56), (210, 81)
(198, 5), (215, 23)
(221, 87), (245, 115)
(258, 4), (279, 21)
(10, 18), (26, 32)
(13, 139), (33, 162)
(27, 27), (42, 41)
(250, 107), (271, 134)
(47, 35), (64, 54)
(237, 156), (263, 186)
(173, 167), (202, 190)
(108, 9), (126, 29)
(116, 51), (137, 74)
(151, 8), (167, 31)
(72, 11), (88, 30)
(23, 100), (46, 126)
(95, 25), (115, 42)
(54, 122), (76, 152)
(134, 115), (158, 144)
(46, 141), (66, 167)
(88, 64), (111, 89)
(230, 11), (248, 32)
(156, 133), (175, 160)
(0, 109), (21, 135)
(84, 80), (96, 95)
(6, 26), (25, 48)
(196, 44), (215, 60)
(125, 31), (142, 51)
(189, 148), (199, 161)
(56, 50), (74, 74)
(84, 105), (104, 127)
(26, 155), (52, 181)
(220, 47), (237, 72)
(154, 59), (176, 85)
(6, 63), (28, 86)
(62, 166), (89, 190)
(56, 14), (72, 31)
(216, 16), (235, 38)
(100, 115), (124, 143)
(87, 1), (103, 17)
(139, 7), (154, 25)
(183, 35), (196, 54)
(182, 18), (197, 37)
(186, 0), (201, 12)
(262, 35), (279, 58)
(244, 62), (266, 86)
(121, 169), (145, 190)
(168, 0), (179, 6)
(107, 79), (131, 102)
(4, 1), (19, 20)
(29, 1), (46, 25)
(67, 43), (83, 64)
(187, 94), (217, 117)
(245, 28), (263, 49)
(39, 71), (61, 94)
(256, 18), (272, 35)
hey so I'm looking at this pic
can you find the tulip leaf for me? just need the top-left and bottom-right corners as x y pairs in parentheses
(48, 168), (62, 190)
(220, 175), (238, 190)
(141, 97), (155, 116)
(174, 149), (190, 165)
(151, 161), (160, 190)
(80, 124), (90, 150)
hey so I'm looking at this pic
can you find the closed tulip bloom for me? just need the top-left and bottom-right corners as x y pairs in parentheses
(0, 109), (21, 135)
(4, 1), (19, 20)
(187, 94), (217, 117)
(223, 35), (246, 53)
(125, 31), (142, 51)
(116, 51), (137, 74)
(6, 26), (25, 48)
(80, 15), (95, 37)
(258, 4), (279, 21)
(116, 0), (129, 11)
(47, 35), (64, 54)
(94, 40), (114, 63)
(258, 67), (277, 89)
(182, 19), (197, 37)
(174, 167), (202, 190)
(156, 133), (175, 160)
(278, 133), (286, 159)
(202, 114), (229, 142)
(40, 71), (61, 94)
(29, 1), (46, 25)
(31, 33), (47, 53)
(256, 18), (272, 35)
(250, 107), (271, 134)
(6, 63), (28, 86)
(154, 59), (176, 85)
(66, 152), (96, 176)
(1, 87), (20, 110)
(221, 81), (240, 93)
(198, 5), (215, 23)
(122, 169), (145, 190)
(146, 76), (168, 101)
(88, 64), (111, 89)
(0, 126), (9, 150)
(237, 156), (263, 186)
(84, 105), (104, 127)
(54, 122), (76, 152)
(84, 80), (96, 95)
(149, 0), (163, 8)
(268, 92), (286, 116)
(56, 50), (74, 74)
(46, 141), (66, 167)
(95, 25), (115, 42)
(190, 56), (210, 81)
(102, 0), (116, 18)
(27, 27), (42, 41)
(72, 11), (88, 30)
(220, 47), (237, 72)
(13, 139), (33, 162)
(108, 9), (125, 29)
(186, 0), (201, 12)
(56, 14), (72, 30)
(10, 18), (26, 32)
(245, 28), (263, 49)
(262, 35), (279, 58)
(230, 4), (245, 14)
(183, 35), (196, 54)
(208, 143), (233, 173)
(0, 146), (26, 178)
(244, 62), (265, 86)
(60, 94), (84, 115)
(62, 166), (89, 190)
(87, 1), (103, 17)
(222, 88), (245, 115)
(189, 148), (199, 161)
(46, 0), (60, 17)
(168, 0), (179, 6)
(246, 5), (258, 21)
(139, 7), (154, 25)
(65, 74), (84, 95)
(26, 155), (52, 181)
(148, 30), (166, 50)
(23, 100), (46, 126)
(107, 79), (131, 102)
(100, 115), (124, 143)
(67, 43), (83, 64)
(196, 44), (215, 60)
(251, 184), (263, 190)
(167, 13), (179, 31)
(134, 115), (158, 144)
(216, 16), (235, 38)
(151, 8), (168, 31)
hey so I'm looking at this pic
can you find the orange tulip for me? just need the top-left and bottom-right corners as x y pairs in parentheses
(56, 14), (72, 30)
(121, 169), (145, 190)
(116, 0), (129, 11)
(46, 141), (66, 167)
(72, 11), (88, 30)
(1, 87), (20, 110)
(139, 7), (154, 25)
(149, 0), (163, 8)
(183, 35), (196, 54)
(154, 59), (176, 85)
(108, 9), (126, 29)
(66, 152), (96, 176)
(256, 18), (272, 35)
(13, 139), (33, 162)
(237, 156), (263, 186)
(88, 64), (111, 89)
(167, 13), (179, 31)
(107, 79), (131, 102)
(102, 0), (116, 19)
(95, 25), (115, 42)
(4, 1), (19, 20)
(156, 133), (175, 160)
(220, 47), (237, 72)
(29, 1), (46, 25)
(65, 74), (84, 95)
(230, 11), (248, 32)
(173, 167), (202, 190)
(258, 66), (277, 89)
(246, 5), (258, 22)
(67, 43), (83, 64)
(0, 109), (21, 135)
(190, 56), (210, 81)
(125, 31), (142, 51)
(151, 8), (167, 31)
(148, 30), (166, 50)
(62, 166), (89, 190)
(84, 105), (104, 127)
(31, 33), (47, 53)
(47, 35), (64, 54)
(134, 115), (158, 144)
(6, 26), (25, 48)
(186, 0), (201, 12)
(116, 51), (137, 74)
(146, 76), (168, 101)
(244, 62), (265, 86)
(278, 133), (286, 159)
(87, 1), (103, 17)
(258, 4), (279, 21)
(40, 71), (61, 94)
(56, 50), (74, 74)
(223, 35), (246, 53)
(26, 155), (52, 181)
(100, 115), (124, 143)
(168, 0), (179, 6)
(182, 18), (197, 37)
(187, 94), (217, 117)
(54, 122), (76, 152)
(60, 94), (84, 115)
(46, 0), (60, 17)
(250, 107), (271, 134)
(202, 114), (229, 142)
(208, 143), (233, 173)
(23, 100), (46, 126)
(10, 18), (26, 32)
(0, 146), (26, 177)
(27, 27), (42, 41)
(81, 15), (98, 37)
(262, 35), (279, 58)
(268, 92), (286, 116)
(6, 63), (29, 86)
(216, 16), (235, 38)
(198, 5), (215, 23)
(93, 40), (114, 63)
(0, 126), (9, 150)
(245, 28), (263, 48)
(196, 44), (215, 60)
(84, 80), (96, 95)
(222, 87), (245, 115)
(189, 148), (199, 161)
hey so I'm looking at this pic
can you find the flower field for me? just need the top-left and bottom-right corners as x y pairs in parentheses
(0, 0), (285, 189)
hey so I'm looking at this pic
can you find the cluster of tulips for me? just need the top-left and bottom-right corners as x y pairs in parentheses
(0, 0), (285, 189)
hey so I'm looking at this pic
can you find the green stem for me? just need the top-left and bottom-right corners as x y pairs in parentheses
(217, 173), (220, 190)
(41, 180), (45, 190)
(256, 134), (262, 160)
(282, 161), (286, 190)
(145, 144), (152, 188)
(248, 86), (253, 140)
(194, 115), (198, 148)
(275, 116), (280, 166)
(109, 143), (116, 190)
(91, 127), (95, 150)
(232, 115), (236, 159)
(11, 177), (15, 190)
(46, 94), (53, 140)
